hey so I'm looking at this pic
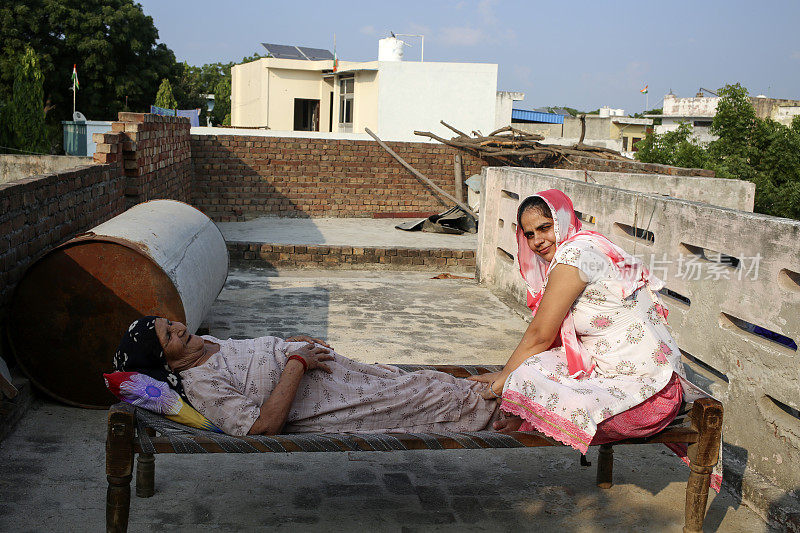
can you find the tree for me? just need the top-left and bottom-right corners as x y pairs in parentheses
(634, 122), (707, 169)
(155, 78), (177, 110)
(171, 52), (263, 125)
(213, 77), (231, 125)
(0, 91), (12, 151)
(0, 0), (179, 135)
(706, 83), (758, 181)
(11, 46), (48, 153)
(634, 83), (800, 220)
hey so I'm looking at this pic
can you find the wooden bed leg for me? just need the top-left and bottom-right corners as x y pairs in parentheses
(683, 398), (723, 533)
(596, 444), (614, 489)
(136, 429), (156, 498)
(106, 407), (135, 533)
(135, 453), (155, 498)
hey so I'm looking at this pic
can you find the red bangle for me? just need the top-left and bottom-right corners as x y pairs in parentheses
(287, 354), (308, 372)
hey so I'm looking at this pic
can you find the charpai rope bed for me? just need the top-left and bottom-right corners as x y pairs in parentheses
(106, 365), (722, 533)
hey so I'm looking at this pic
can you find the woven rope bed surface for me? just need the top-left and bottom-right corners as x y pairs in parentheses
(121, 364), (697, 455)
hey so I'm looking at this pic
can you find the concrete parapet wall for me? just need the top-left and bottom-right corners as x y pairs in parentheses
(0, 155), (92, 185)
(227, 242), (476, 273)
(477, 167), (800, 515)
(519, 168), (755, 211)
(559, 154), (715, 177)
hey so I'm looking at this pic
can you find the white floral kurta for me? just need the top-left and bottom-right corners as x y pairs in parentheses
(501, 238), (683, 453)
(180, 335), (499, 436)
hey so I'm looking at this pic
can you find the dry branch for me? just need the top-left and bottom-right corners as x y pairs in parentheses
(415, 119), (629, 168)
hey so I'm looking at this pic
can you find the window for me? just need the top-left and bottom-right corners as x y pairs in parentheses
(622, 137), (628, 151)
(694, 120), (712, 127)
(631, 137), (642, 151)
(338, 77), (354, 132)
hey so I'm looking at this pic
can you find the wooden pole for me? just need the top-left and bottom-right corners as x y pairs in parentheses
(365, 127), (476, 217)
(453, 154), (464, 204)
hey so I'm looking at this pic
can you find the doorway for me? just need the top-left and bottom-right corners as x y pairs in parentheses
(293, 98), (320, 131)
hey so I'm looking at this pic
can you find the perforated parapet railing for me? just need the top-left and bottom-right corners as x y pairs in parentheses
(476, 166), (800, 496)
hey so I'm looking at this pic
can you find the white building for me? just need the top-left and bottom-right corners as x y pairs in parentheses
(648, 91), (800, 144)
(231, 38), (508, 141)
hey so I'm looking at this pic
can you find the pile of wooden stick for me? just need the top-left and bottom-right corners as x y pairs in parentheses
(414, 121), (630, 167)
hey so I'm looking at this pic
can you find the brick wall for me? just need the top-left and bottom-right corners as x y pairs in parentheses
(111, 113), (193, 208)
(1, 113), (193, 317)
(190, 135), (486, 221)
(227, 243), (477, 273)
(190, 134), (716, 222)
(0, 160), (125, 314)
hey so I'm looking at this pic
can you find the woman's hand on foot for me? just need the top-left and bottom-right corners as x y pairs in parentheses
(493, 416), (523, 434)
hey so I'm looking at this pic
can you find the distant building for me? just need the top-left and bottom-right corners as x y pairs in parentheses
(647, 90), (800, 143)
(231, 39), (512, 141)
(512, 108), (651, 158)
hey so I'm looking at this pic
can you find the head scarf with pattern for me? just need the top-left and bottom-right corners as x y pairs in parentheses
(516, 189), (667, 378)
(113, 316), (187, 400)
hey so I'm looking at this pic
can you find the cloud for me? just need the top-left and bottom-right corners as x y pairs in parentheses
(792, 51), (800, 60)
(478, 0), (499, 26)
(360, 25), (378, 36)
(440, 26), (486, 47)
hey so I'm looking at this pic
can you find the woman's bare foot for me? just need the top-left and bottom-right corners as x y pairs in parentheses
(493, 416), (523, 434)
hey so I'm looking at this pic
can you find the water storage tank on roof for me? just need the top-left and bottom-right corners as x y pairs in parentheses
(8, 200), (228, 408)
(378, 37), (404, 61)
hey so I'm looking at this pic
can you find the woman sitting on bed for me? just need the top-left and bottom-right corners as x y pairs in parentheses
(112, 316), (500, 436)
(468, 189), (692, 450)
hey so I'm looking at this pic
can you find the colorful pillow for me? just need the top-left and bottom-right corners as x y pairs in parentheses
(104, 371), (221, 433)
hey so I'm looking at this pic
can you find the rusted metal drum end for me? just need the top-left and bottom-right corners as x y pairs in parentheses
(8, 200), (227, 408)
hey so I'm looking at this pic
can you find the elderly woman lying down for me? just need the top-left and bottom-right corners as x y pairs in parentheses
(112, 316), (500, 436)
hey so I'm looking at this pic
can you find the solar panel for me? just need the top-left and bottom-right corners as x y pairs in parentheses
(297, 46), (334, 60)
(261, 43), (305, 60)
(261, 43), (334, 61)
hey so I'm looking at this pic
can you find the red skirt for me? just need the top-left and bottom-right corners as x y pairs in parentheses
(590, 372), (683, 444)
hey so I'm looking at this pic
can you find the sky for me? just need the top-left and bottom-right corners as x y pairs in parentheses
(137, 0), (800, 114)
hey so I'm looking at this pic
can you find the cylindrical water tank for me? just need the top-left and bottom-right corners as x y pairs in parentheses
(8, 200), (228, 408)
(378, 37), (404, 61)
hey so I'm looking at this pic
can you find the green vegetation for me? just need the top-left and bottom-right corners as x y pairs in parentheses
(155, 79), (177, 110)
(175, 53), (263, 126)
(633, 108), (662, 125)
(635, 83), (800, 219)
(0, 0), (262, 151)
(11, 47), (48, 153)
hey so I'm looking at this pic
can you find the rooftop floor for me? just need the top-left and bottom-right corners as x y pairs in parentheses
(217, 217), (478, 250)
(0, 269), (768, 531)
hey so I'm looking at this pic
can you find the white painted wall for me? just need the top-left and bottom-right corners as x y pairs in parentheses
(231, 59), (269, 127)
(495, 91), (525, 129)
(376, 61), (498, 142)
(663, 94), (719, 117)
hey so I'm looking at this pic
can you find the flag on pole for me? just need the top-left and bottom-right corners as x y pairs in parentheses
(333, 51), (338, 73)
(640, 85), (648, 94)
(72, 64), (80, 90)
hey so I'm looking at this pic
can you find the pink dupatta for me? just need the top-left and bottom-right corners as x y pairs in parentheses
(516, 189), (668, 378)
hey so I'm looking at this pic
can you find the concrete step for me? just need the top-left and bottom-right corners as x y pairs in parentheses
(227, 242), (476, 273)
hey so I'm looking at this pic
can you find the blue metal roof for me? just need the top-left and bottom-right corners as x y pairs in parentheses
(512, 109), (565, 124)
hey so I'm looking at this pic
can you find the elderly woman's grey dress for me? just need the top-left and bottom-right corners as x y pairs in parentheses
(179, 335), (499, 436)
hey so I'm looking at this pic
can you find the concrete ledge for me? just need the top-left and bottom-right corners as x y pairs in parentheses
(724, 452), (800, 532)
(227, 242), (477, 273)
